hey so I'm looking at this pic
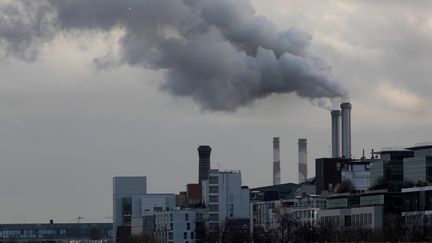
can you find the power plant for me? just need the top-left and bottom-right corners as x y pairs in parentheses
(298, 138), (308, 183)
(273, 137), (281, 185)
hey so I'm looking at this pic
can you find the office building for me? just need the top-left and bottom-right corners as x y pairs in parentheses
(113, 176), (147, 241)
(370, 149), (413, 191)
(404, 144), (432, 183)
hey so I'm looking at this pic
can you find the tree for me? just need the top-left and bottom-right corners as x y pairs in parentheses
(370, 177), (388, 190)
(119, 233), (162, 243)
(334, 179), (355, 193)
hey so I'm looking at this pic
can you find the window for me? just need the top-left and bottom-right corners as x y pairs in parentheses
(209, 195), (218, 203)
(209, 204), (218, 212)
(170, 223), (173, 230)
(187, 223), (190, 230)
(185, 213), (189, 221)
(344, 215), (351, 227)
(169, 232), (173, 240)
(121, 198), (132, 224)
(184, 232), (187, 239)
(209, 214), (219, 221)
(170, 214), (173, 221)
(209, 186), (218, 193)
(191, 232), (195, 239)
(209, 176), (218, 184)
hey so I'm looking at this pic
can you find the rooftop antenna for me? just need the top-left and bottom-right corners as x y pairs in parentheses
(361, 149), (365, 159)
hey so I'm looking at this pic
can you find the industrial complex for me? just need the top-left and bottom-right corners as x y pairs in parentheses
(2, 102), (432, 242)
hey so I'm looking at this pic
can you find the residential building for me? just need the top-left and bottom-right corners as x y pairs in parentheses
(154, 209), (197, 243)
(202, 170), (250, 231)
(131, 193), (176, 236)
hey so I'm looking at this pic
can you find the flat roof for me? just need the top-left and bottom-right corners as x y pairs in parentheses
(406, 145), (432, 151)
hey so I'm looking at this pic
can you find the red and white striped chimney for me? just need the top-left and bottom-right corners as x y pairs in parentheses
(298, 138), (308, 183)
(273, 137), (281, 185)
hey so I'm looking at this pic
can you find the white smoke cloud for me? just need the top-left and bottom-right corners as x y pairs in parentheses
(0, 0), (347, 111)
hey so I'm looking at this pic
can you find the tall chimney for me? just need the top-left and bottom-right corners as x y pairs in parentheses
(331, 110), (341, 158)
(340, 102), (352, 158)
(198, 145), (211, 185)
(273, 137), (281, 185)
(298, 138), (308, 183)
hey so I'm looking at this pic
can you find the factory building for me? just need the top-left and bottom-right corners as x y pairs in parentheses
(315, 157), (351, 194)
(341, 159), (373, 192)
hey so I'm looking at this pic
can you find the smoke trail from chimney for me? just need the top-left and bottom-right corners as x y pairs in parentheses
(0, 0), (348, 111)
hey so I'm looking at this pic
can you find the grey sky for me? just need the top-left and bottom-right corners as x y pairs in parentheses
(0, 0), (432, 223)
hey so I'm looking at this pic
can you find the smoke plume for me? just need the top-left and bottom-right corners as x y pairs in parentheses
(0, 0), (347, 111)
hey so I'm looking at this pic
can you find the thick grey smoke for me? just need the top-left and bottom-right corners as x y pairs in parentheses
(0, 0), (347, 111)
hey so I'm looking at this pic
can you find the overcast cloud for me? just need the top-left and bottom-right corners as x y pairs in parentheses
(0, 0), (431, 223)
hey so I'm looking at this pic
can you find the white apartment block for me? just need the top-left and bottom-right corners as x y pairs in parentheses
(131, 193), (176, 235)
(286, 195), (327, 225)
(154, 209), (197, 243)
(202, 170), (250, 230)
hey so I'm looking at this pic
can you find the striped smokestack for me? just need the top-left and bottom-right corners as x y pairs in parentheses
(298, 138), (308, 183)
(273, 137), (281, 185)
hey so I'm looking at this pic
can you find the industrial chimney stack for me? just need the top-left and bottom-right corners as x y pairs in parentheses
(340, 102), (352, 158)
(273, 137), (281, 185)
(331, 110), (341, 158)
(298, 138), (308, 183)
(198, 145), (212, 185)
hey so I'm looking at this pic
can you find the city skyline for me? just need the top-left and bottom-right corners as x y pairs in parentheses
(1, 0), (432, 224)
